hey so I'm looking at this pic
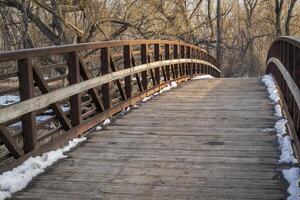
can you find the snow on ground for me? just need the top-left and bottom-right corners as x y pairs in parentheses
(262, 74), (300, 199)
(262, 75), (297, 164)
(283, 168), (300, 200)
(0, 137), (86, 200)
(192, 75), (214, 80)
(103, 118), (111, 126)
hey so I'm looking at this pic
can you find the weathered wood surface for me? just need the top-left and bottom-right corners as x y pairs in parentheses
(11, 78), (284, 200)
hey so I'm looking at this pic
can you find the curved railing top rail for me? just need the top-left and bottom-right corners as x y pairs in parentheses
(0, 39), (220, 172)
(0, 39), (217, 65)
(266, 36), (300, 158)
(267, 36), (300, 88)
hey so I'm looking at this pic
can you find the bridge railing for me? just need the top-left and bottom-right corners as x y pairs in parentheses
(0, 40), (220, 171)
(266, 36), (300, 157)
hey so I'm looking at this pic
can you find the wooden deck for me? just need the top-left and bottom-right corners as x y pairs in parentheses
(12, 78), (284, 200)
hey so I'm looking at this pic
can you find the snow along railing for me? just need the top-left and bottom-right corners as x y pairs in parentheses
(0, 39), (220, 172)
(266, 36), (300, 158)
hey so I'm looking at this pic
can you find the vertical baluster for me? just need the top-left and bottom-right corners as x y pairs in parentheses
(180, 45), (185, 76)
(165, 44), (171, 80)
(173, 44), (179, 78)
(68, 52), (82, 127)
(123, 45), (132, 99)
(141, 44), (148, 90)
(295, 46), (300, 88)
(18, 58), (37, 153)
(154, 43), (161, 84)
(186, 46), (191, 75)
(101, 47), (111, 109)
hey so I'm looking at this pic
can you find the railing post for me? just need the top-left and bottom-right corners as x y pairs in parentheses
(154, 43), (160, 84)
(123, 45), (132, 98)
(165, 44), (171, 80)
(18, 58), (37, 153)
(186, 46), (191, 75)
(67, 51), (82, 127)
(191, 48), (195, 74)
(101, 47), (111, 109)
(196, 50), (200, 74)
(295, 47), (300, 87)
(141, 44), (148, 90)
(173, 44), (179, 78)
(180, 45), (185, 76)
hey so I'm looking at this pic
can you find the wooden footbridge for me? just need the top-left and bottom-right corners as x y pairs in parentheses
(0, 37), (299, 199)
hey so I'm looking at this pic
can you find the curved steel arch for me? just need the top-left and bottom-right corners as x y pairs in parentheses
(266, 36), (300, 157)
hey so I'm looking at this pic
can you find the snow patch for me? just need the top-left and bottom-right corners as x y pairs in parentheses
(262, 74), (300, 200)
(261, 128), (276, 132)
(262, 75), (280, 103)
(283, 168), (300, 200)
(142, 95), (153, 102)
(275, 104), (283, 118)
(0, 95), (20, 107)
(0, 137), (86, 200)
(95, 126), (102, 131)
(103, 119), (111, 126)
(192, 75), (214, 80)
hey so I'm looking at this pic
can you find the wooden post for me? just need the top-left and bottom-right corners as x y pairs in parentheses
(18, 58), (37, 153)
(141, 44), (148, 90)
(154, 44), (160, 84)
(101, 47), (111, 109)
(165, 44), (171, 80)
(67, 52), (82, 127)
(123, 45), (132, 99)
